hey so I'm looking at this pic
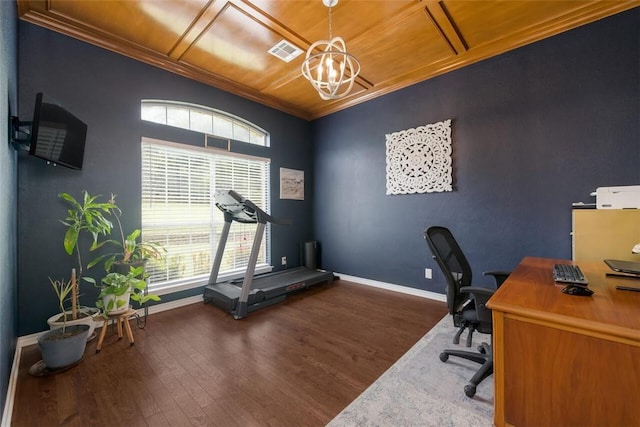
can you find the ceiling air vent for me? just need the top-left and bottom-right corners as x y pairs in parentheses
(268, 40), (303, 63)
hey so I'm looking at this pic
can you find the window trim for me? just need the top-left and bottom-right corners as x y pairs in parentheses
(141, 136), (272, 295)
(150, 265), (273, 297)
(142, 137), (270, 164)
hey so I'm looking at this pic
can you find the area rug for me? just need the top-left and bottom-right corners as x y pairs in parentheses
(327, 316), (494, 427)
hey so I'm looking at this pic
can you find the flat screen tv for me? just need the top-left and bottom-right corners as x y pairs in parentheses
(29, 93), (87, 170)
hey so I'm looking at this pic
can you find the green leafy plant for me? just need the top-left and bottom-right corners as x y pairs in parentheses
(88, 194), (164, 272)
(48, 276), (77, 335)
(87, 265), (160, 318)
(58, 191), (116, 316)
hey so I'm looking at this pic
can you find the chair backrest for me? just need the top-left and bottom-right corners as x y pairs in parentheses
(424, 226), (473, 315)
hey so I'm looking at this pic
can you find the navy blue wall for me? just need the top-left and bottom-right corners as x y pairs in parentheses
(313, 9), (640, 293)
(17, 23), (315, 336)
(14, 8), (640, 336)
(0, 0), (19, 415)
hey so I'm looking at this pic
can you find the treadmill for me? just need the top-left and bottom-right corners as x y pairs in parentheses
(203, 190), (334, 319)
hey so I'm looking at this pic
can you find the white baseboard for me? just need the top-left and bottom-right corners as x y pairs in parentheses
(1, 340), (22, 427)
(17, 295), (204, 348)
(336, 273), (446, 303)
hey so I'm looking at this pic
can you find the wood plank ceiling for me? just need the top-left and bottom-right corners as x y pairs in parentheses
(17, 0), (639, 120)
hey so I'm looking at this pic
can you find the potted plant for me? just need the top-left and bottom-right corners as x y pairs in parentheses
(88, 265), (161, 318)
(88, 194), (164, 275)
(37, 274), (91, 370)
(47, 191), (116, 339)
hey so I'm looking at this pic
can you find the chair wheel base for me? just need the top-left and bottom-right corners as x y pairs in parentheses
(464, 384), (476, 398)
(439, 352), (449, 362)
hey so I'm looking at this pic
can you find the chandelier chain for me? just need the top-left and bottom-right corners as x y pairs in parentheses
(328, 6), (333, 39)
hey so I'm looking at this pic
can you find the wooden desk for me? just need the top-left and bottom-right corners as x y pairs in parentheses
(488, 257), (640, 427)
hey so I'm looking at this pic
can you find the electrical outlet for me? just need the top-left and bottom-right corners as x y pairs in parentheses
(281, 256), (287, 266)
(425, 268), (432, 279)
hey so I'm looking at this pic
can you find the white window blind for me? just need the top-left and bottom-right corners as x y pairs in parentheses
(141, 139), (270, 291)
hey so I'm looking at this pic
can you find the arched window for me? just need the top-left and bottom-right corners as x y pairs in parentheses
(140, 101), (271, 294)
(141, 100), (269, 147)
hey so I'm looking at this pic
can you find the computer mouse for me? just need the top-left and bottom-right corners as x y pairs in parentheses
(562, 285), (594, 297)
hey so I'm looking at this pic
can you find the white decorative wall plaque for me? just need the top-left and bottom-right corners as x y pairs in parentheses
(385, 119), (452, 195)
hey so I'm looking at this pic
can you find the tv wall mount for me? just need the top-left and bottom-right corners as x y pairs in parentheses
(9, 116), (31, 151)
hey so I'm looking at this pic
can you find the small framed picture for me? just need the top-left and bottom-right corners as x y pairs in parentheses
(280, 167), (304, 200)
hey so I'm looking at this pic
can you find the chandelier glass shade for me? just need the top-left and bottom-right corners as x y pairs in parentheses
(301, 0), (360, 100)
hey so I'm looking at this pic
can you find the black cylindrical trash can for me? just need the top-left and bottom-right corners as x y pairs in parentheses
(302, 241), (318, 270)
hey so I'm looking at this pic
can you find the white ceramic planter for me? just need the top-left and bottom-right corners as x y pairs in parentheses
(47, 306), (100, 341)
(102, 292), (131, 316)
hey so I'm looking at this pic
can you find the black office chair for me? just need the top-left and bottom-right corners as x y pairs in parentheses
(424, 226), (510, 398)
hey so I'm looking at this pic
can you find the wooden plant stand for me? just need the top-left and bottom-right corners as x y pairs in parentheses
(95, 308), (137, 353)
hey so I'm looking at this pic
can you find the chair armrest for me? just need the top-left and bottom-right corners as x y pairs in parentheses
(483, 270), (511, 287)
(460, 286), (495, 324)
(459, 286), (495, 307)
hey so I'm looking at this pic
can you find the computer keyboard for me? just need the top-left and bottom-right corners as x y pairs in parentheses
(553, 264), (588, 285)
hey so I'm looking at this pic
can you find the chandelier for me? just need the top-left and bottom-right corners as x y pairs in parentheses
(301, 0), (360, 100)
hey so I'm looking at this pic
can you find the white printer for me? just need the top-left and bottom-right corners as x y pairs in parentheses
(595, 185), (640, 209)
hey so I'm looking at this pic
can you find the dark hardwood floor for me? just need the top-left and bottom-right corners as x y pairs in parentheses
(12, 280), (447, 426)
